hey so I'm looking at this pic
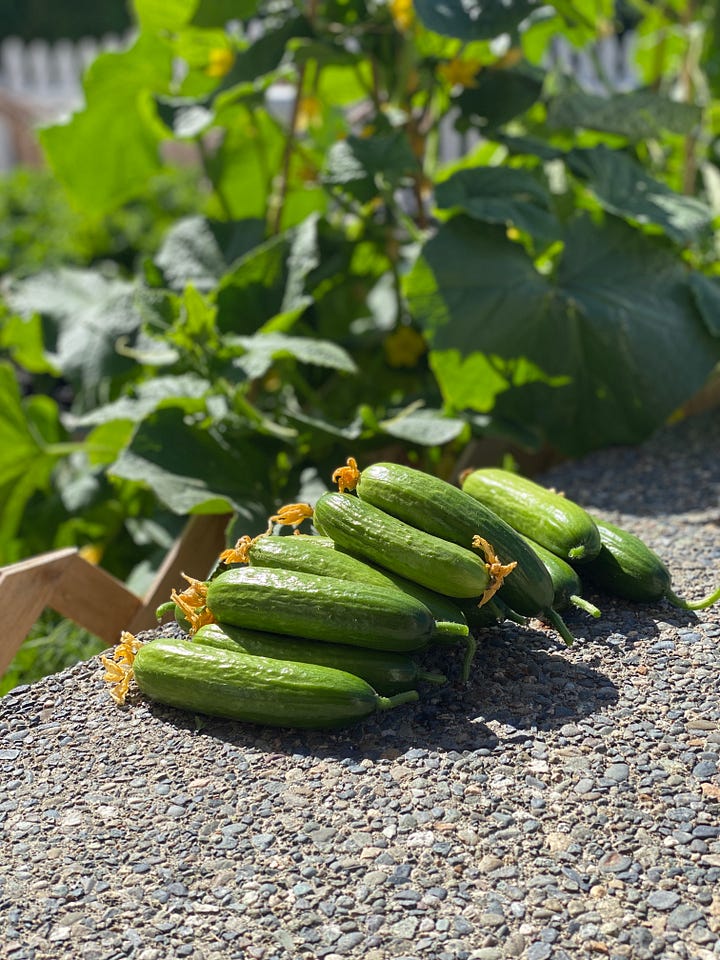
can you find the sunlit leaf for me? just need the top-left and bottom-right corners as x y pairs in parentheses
(133, 0), (198, 30)
(154, 216), (266, 292)
(67, 375), (212, 427)
(407, 214), (720, 455)
(548, 89), (703, 141)
(435, 165), (560, 240)
(567, 145), (713, 244)
(109, 406), (275, 523)
(229, 332), (357, 379)
(39, 34), (172, 212)
(379, 407), (467, 446)
(4, 269), (143, 395)
(0, 362), (68, 549)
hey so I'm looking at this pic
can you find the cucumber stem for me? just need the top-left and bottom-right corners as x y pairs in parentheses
(570, 595), (602, 619)
(568, 545), (586, 560)
(418, 669), (448, 685)
(433, 620), (470, 640)
(666, 583), (720, 611)
(378, 690), (420, 710)
(462, 633), (478, 682)
(155, 600), (175, 620)
(504, 607), (529, 626)
(545, 607), (575, 647)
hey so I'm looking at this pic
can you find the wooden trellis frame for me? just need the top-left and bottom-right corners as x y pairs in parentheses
(0, 513), (231, 676)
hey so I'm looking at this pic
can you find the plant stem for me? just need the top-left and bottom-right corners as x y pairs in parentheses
(269, 63), (308, 235)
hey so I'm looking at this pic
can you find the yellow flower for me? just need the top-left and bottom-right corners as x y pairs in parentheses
(384, 326), (426, 368)
(206, 47), (235, 78)
(268, 503), (314, 528)
(332, 457), (361, 493)
(296, 95), (323, 134)
(438, 58), (482, 89)
(495, 47), (523, 70)
(79, 543), (103, 565)
(390, 0), (414, 31)
(101, 631), (144, 705)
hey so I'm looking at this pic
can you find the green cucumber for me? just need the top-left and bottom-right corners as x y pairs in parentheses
(314, 491), (493, 600)
(583, 517), (720, 609)
(353, 462), (575, 645)
(192, 622), (446, 696)
(133, 637), (419, 730)
(461, 467), (601, 563)
(206, 565), (434, 653)
(246, 533), (469, 640)
(521, 534), (601, 619)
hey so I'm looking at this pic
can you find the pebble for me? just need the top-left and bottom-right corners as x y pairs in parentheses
(2, 410), (720, 960)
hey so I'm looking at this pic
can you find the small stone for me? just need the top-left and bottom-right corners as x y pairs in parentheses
(527, 943), (552, 960)
(604, 763), (630, 782)
(598, 852), (633, 873)
(575, 778), (595, 794)
(647, 891), (680, 911)
(503, 933), (526, 957)
(666, 904), (703, 930)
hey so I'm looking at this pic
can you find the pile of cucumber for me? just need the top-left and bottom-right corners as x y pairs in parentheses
(103, 461), (720, 731)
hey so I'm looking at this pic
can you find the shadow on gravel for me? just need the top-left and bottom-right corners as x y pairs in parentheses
(139, 619), (625, 761)
(137, 588), (707, 761)
(541, 410), (720, 518)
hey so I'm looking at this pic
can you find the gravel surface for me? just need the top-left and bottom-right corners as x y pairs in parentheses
(2, 410), (720, 960)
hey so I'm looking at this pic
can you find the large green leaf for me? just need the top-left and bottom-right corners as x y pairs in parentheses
(109, 407), (275, 522)
(406, 214), (720, 455)
(215, 234), (290, 334)
(566, 146), (714, 245)
(39, 34), (172, 213)
(435, 166), (560, 241)
(133, 0), (198, 29)
(228, 333), (357, 379)
(191, 0), (260, 26)
(67, 374), (212, 427)
(379, 407), (467, 446)
(217, 16), (312, 88)
(414, 0), (540, 41)
(688, 273), (720, 338)
(0, 363), (68, 552)
(154, 216), (267, 292)
(4, 269), (143, 395)
(204, 106), (282, 221)
(455, 66), (544, 132)
(323, 133), (419, 203)
(547, 89), (703, 141)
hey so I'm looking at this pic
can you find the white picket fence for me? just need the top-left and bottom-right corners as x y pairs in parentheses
(0, 31), (639, 171)
(0, 34), (127, 168)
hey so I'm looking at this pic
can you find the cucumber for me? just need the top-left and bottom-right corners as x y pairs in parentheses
(133, 637), (419, 730)
(206, 565), (434, 652)
(192, 622), (446, 696)
(246, 534), (469, 640)
(353, 462), (575, 645)
(461, 467), (601, 563)
(521, 534), (601, 619)
(313, 491), (493, 600)
(583, 517), (720, 609)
